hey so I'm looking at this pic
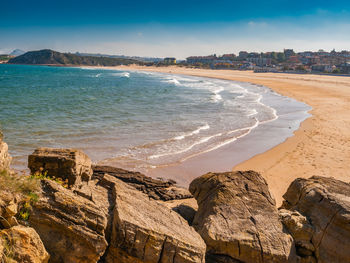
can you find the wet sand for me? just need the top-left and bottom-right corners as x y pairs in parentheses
(101, 65), (350, 206)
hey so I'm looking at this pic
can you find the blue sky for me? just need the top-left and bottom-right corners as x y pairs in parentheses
(1, 0), (350, 58)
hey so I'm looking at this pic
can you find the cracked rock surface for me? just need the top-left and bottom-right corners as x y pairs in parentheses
(189, 171), (296, 263)
(105, 177), (206, 263)
(29, 180), (108, 263)
(281, 176), (350, 263)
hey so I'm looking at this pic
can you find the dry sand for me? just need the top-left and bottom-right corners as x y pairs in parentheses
(102, 65), (350, 205)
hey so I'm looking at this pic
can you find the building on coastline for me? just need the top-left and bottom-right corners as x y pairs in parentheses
(221, 53), (236, 60)
(186, 55), (217, 64)
(311, 64), (335, 73)
(163, 57), (176, 64)
(239, 62), (254, 70)
(284, 49), (295, 58)
(338, 62), (350, 74)
(247, 57), (272, 66)
(238, 51), (249, 59)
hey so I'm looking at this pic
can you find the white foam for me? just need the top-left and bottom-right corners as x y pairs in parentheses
(247, 109), (258, 117)
(211, 87), (224, 102)
(181, 118), (260, 162)
(95, 73), (102, 78)
(149, 132), (221, 160)
(165, 78), (181, 85)
(173, 124), (210, 141)
(111, 72), (130, 78)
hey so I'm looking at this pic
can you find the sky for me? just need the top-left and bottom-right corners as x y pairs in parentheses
(1, 0), (350, 59)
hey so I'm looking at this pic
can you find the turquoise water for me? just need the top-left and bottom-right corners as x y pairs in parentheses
(0, 64), (310, 171)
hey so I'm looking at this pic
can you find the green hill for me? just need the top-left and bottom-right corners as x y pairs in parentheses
(7, 49), (139, 66)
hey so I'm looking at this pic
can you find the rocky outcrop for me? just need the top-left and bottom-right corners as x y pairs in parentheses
(25, 148), (205, 263)
(93, 165), (192, 201)
(0, 137), (11, 171)
(281, 176), (350, 263)
(0, 225), (49, 263)
(104, 176), (206, 263)
(28, 148), (93, 187)
(29, 180), (108, 263)
(189, 171), (296, 263)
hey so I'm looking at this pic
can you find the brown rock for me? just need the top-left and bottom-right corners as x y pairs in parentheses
(93, 165), (192, 202)
(160, 198), (198, 225)
(28, 148), (93, 187)
(189, 171), (296, 263)
(282, 176), (350, 263)
(279, 209), (315, 258)
(29, 180), (108, 263)
(0, 193), (19, 229)
(105, 176), (206, 263)
(0, 138), (11, 171)
(0, 225), (50, 263)
(93, 165), (192, 201)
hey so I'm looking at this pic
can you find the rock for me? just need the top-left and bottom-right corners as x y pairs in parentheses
(279, 209), (315, 258)
(28, 148), (93, 187)
(160, 198), (198, 225)
(0, 216), (18, 229)
(0, 194), (19, 229)
(0, 137), (11, 171)
(93, 165), (192, 201)
(5, 202), (17, 217)
(29, 179), (108, 263)
(282, 176), (350, 263)
(0, 225), (50, 263)
(105, 176), (206, 263)
(189, 171), (296, 263)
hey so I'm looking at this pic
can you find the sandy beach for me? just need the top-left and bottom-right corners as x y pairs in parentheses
(99, 65), (350, 205)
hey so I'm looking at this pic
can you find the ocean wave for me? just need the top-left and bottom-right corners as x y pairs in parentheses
(180, 118), (260, 162)
(110, 72), (130, 78)
(165, 78), (181, 85)
(149, 132), (222, 160)
(173, 124), (210, 140)
(211, 87), (224, 102)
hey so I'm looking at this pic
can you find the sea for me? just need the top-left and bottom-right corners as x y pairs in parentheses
(0, 64), (311, 175)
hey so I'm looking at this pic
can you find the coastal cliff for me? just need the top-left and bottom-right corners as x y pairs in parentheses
(7, 49), (139, 66)
(1, 145), (350, 262)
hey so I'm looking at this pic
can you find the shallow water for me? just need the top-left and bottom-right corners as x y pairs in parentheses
(0, 64), (311, 172)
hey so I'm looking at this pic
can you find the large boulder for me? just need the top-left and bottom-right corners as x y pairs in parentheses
(0, 225), (50, 263)
(281, 176), (350, 263)
(0, 137), (11, 171)
(104, 175), (206, 263)
(28, 148), (93, 187)
(189, 171), (296, 263)
(93, 165), (192, 201)
(29, 180), (108, 263)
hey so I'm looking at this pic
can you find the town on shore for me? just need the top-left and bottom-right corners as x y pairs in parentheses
(1, 48), (350, 75)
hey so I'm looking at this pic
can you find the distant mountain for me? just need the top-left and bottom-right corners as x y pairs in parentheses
(75, 52), (163, 63)
(8, 49), (140, 66)
(10, 49), (25, 56)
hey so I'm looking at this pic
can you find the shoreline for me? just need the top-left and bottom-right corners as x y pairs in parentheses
(97, 65), (350, 206)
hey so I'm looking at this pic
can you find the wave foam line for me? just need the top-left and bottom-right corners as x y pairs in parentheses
(174, 124), (210, 140)
(165, 78), (181, 85)
(111, 72), (130, 78)
(181, 118), (260, 162)
(149, 132), (222, 160)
